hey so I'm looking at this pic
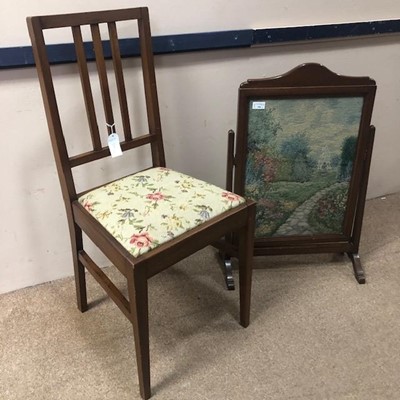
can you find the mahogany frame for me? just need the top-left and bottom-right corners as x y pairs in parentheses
(226, 63), (376, 285)
(27, 8), (256, 399)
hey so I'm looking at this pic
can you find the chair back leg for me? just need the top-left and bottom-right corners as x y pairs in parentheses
(71, 223), (88, 312)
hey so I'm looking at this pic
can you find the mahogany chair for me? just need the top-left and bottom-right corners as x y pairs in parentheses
(27, 8), (256, 399)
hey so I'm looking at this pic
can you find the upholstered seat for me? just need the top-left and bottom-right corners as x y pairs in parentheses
(79, 167), (245, 257)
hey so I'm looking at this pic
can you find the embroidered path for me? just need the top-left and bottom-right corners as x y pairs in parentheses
(273, 182), (346, 236)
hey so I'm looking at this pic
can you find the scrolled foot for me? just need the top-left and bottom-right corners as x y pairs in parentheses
(218, 250), (235, 290)
(347, 253), (366, 284)
(224, 257), (235, 290)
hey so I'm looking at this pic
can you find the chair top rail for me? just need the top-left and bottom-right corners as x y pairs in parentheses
(27, 8), (145, 30)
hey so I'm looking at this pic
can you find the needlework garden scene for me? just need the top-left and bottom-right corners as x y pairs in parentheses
(245, 97), (363, 237)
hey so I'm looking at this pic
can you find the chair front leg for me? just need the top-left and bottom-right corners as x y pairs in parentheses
(128, 267), (151, 399)
(238, 202), (256, 328)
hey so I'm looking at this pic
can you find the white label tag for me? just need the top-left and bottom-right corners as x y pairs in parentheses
(108, 133), (123, 158)
(252, 101), (266, 110)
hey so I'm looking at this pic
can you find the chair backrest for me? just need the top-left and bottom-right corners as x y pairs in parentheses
(27, 7), (166, 204)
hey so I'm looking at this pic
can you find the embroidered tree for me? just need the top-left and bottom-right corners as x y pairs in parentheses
(248, 107), (281, 151)
(280, 132), (313, 182)
(246, 107), (282, 187)
(339, 135), (357, 181)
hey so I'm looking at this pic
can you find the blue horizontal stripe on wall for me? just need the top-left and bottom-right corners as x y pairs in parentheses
(253, 19), (400, 44)
(0, 30), (253, 68)
(1, 19), (400, 69)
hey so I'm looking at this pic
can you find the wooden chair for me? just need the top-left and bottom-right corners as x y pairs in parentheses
(27, 8), (256, 399)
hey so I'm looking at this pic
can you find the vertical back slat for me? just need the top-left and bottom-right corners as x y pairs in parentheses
(91, 23), (115, 134)
(108, 22), (132, 141)
(137, 9), (166, 167)
(72, 25), (102, 150)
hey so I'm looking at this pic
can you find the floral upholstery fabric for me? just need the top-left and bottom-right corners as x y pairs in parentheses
(78, 167), (245, 257)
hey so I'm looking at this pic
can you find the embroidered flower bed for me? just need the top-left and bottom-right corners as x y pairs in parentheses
(308, 183), (348, 233)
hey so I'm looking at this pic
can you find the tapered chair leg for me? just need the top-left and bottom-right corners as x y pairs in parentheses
(128, 268), (151, 400)
(238, 202), (256, 328)
(71, 223), (88, 312)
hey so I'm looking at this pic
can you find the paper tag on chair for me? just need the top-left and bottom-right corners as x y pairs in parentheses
(108, 133), (123, 158)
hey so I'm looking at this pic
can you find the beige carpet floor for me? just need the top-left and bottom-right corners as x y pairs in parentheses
(1, 193), (400, 399)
